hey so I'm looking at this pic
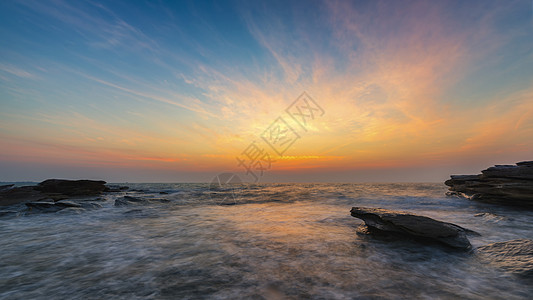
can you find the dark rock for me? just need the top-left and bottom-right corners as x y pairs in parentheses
(449, 175), (481, 181)
(350, 207), (474, 250)
(0, 186), (47, 206)
(481, 164), (533, 180)
(1, 179), (109, 213)
(54, 201), (82, 207)
(114, 195), (169, 207)
(46, 193), (70, 202)
(124, 209), (144, 214)
(0, 184), (14, 191)
(53, 198), (102, 209)
(0, 210), (20, 218)
(476, 239), (533, 278)
(35, 179), (107, 196)
(26, 201), (81, 213)
(445, 161), (533, 208)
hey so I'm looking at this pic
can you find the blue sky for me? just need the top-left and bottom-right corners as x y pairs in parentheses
(1, 0), (532, 182)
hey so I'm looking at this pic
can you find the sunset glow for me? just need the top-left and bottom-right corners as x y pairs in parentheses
(1, 0), (532, 182)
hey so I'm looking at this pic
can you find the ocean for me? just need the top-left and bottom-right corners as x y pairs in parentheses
(1, 183), (532, 299)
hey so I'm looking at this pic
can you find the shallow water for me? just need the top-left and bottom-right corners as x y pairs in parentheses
(1, 183), (532, 299)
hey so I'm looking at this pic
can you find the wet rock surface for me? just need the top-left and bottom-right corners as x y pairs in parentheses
(0, 184), (14, 191)
(34, 179), (108, 196)
(351, 207), (474, 250)
(26, 201), (82, 213)
(476, 239), (533, 278)
(445, 161), (533, 208)
(0, 179), (128, 215)
(0, 186), (47, 206)
(114, 195), (170, 207)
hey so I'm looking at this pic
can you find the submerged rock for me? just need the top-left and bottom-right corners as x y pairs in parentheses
(25, 200), (102, 213)
(350, 207), (474, 250)
(115, 196), (148, 206)
(26, 201), (82, 213)
(445, 161), (533, 208)
(473, 212), (510, 223)
(0, 210), (20, 218)
(114, 195), (169, 207)
(0, 184), (14, 191)
(476, 239), (533, 278)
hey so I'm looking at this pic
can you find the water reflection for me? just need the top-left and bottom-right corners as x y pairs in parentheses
(1, 183), (532, 299)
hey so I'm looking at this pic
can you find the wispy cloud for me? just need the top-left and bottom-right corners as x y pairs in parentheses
(78, 72), (217, 118)
(19, 0), (160, 53)
(1, 0), (531, 180)
(0, 63), (36, 78)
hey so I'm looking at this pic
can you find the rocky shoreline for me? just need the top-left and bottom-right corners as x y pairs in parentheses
(0, 179), (129, 214)
(445, 161), (533, 208)
(349, 161), (533, 279)
(1, 170), (532, 280)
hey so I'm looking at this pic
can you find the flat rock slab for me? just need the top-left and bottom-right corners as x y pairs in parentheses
(35, 179), (107, 196)
(0, 179), (113, 209)
(476, 239), (533, 278)
(445, 161), (533, 208)
(351, 207), (474, 250)
(0, 186), (47, 206)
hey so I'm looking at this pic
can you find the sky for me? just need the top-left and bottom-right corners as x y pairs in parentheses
(0, 0), (532, 183)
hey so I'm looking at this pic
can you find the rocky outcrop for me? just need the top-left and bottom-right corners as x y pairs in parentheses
(0, 179), (130, 216)
(476, 239), (533, 278)
(350, 207), (475, 250)
(34, 179), (107, 196)
(0, 186), (48, 206)
(0, 179), (128, 208)
(445, 161), (533, 208)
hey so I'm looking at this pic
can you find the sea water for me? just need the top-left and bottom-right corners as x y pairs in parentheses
(1, 183), (532, 299)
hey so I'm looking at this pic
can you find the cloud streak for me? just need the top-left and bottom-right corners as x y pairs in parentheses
(0, 0), (532, 181)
